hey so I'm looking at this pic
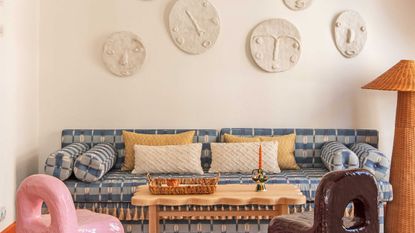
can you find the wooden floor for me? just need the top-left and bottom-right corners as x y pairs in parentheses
(1, 222), (15, 233)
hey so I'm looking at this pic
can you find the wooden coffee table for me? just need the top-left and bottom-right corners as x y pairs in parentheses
(131, 184), (306, 233)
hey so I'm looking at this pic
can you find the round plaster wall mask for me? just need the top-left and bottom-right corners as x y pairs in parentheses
(102, 31), (146, 77)
(250, 19), (301, 73)
(334, 10), (367, 58)
(169, 0), (220, 55)
(283, 0), (313, 11)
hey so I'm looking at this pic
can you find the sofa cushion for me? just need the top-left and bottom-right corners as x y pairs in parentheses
(224, 134), (299, 170)
(210, 142), (280, 173)
(132, 143), (204, 175)
(74, 144), (117, 182)
(350, 143), (390, 180)
(60, 129), (379, 171)
(321, 141), (359, 171)
(61, 129), (218, 171)
(44, 143), (90, 181)
(122, 130), (195, 171)
(220, 128), (379, 169)
(260, 134), (299, 170)
(223, 134), (260, 143)
(63, 168), (392, 203)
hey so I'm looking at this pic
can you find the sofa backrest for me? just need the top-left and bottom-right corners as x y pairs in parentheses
(220, 128), (379, 168)
(61, 129), (219, 171)
(61, 128), (379, 171)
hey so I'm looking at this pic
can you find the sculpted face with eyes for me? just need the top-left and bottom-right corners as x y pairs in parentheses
(102, 32), (146, 77)
(334, 11), (367, 58)
(283, 0), (313, 11)
(250, 18), (301, 73)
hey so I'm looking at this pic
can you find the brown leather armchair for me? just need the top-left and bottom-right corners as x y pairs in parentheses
(268, 169), (379, 233)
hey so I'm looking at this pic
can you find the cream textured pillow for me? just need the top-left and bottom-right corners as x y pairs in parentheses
(132, 143), (204, 175)
(210, 141), (280, 173)
(122, 130), (195, 171)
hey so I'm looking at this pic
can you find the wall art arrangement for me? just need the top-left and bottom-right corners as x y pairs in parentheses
(250, 19), (301, 73)
(101, 1), (367, 77)
(169, 0), (220, 55)
(283, 0), (313, 11)
(102, 31), (146, 77)
(334, 10), (367, 58)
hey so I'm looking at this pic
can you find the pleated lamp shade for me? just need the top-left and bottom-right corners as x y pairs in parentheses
(362, 60), (415, 91)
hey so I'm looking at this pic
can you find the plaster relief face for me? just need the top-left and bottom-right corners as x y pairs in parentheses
(102, 32), (146, 77)
(250, 19), (301, 73)
(169, 0), (220, 55)
(334, 11), (367, 58)
(283, 0), (313, 11)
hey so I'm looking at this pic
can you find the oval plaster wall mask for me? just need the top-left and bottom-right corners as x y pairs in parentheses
(283, 0), (313, 11)
(250, 19), (301, 73)
(334, 10), (367, 58)
(102, 31), (146, 77)
(169, 0), (220, 55)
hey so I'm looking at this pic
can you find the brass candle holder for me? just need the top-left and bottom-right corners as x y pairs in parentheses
(251, 168), (269, 192)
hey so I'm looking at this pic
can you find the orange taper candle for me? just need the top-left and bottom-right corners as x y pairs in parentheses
(258, 144), (263, 170)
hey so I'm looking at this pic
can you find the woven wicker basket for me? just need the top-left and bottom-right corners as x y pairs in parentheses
(147, 174), (220, 195)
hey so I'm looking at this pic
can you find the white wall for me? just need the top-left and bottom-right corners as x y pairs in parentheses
(39, 0), (415, 168)
(0, 0), (39, 230)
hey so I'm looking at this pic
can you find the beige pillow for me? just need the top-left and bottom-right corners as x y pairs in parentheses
(260, 134), (299, 170)
(122, 130), (195, 171)
(224, 134), (260, 143)
(132, 143), (204, 174)
(210, 141), (280, 173)
(223, 133), (299, 170)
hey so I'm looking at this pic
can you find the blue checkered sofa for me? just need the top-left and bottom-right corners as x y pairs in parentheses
(50, 128), (392, 233)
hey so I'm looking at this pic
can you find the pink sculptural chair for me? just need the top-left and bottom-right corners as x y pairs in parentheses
(16, 174), (124, 233)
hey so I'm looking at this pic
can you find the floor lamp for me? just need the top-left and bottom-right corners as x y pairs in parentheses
(363, 60), (415, 233)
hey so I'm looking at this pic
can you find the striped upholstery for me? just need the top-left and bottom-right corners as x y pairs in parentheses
(321, 141), (359, 171)
(350, 143), (391, 181)
(56, 128), (388, 233)
(220, 128), (378, 168)
(74, 144), (117, 182)
(61, 129), (218, 172)
(63, 169), (392, 203)
(44, 143), (89, 181)
(60, 169), (390, 233)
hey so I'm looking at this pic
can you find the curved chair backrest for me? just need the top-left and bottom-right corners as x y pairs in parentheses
(313, 169), (379, 233)
(16, 174), (78, 233)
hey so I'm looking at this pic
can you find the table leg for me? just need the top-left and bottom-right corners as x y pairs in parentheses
(148, 205), (159, 233)
(276, 204), (289, 215)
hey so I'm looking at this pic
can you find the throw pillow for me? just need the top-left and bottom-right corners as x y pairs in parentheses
(223, 134), (260, 143)
(74, 143), (117, 182)
(210, 141), (280, 173)
(321, 141), (359, 171)
(132, 143), (204, 174)
(350, 143), (390, 180)
(223, 133), (299, 170)
(44, 143), (90, 181)
(122, 130), (195, 171)
(260, 134), (299, 170)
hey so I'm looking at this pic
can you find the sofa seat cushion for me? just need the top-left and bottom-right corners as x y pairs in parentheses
(64, 168), (393, 203)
